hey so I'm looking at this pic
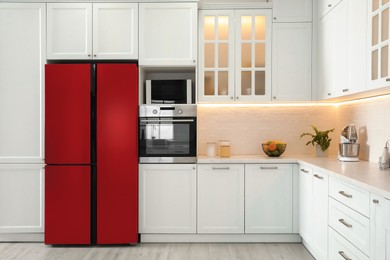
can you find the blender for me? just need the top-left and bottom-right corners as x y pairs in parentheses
(338, 124), (360, 162)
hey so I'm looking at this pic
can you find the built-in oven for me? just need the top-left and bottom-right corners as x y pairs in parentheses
(139, 105), (196, 163)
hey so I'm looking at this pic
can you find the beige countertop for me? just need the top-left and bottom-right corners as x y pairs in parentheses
(197, 155), (390, 199)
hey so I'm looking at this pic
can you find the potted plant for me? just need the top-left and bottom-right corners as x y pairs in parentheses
(300, 125), (335, 157)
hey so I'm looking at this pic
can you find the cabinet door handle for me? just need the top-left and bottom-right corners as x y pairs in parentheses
(373, 199), (379, 204)
(339, 191), (353, 198)
(338, 251), (352, 260)
(260, 166), (278, 170)
(300, 169), (309, 173)
(212, 167), (230, 170)
(313, 174), (324, 180)
(339, 218), (353, 228)
(342, 88), (349, 92)
(386, 78), (390, 82)
(88, 54), (91, 57)
(328, 4), (332, 7)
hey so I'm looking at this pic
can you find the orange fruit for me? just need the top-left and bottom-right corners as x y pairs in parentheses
(268, 143), (277, 152)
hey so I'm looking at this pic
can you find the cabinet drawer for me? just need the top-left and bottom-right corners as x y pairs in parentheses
(329, 198), (370, 255)
(329, 178), (369, 217)
(329, 228), (369, 260)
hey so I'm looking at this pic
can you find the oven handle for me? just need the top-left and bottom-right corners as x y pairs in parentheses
(140, 119), (195, 123)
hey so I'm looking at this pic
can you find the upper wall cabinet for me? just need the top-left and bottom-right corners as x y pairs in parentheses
(0, 3), (45, 164)
(273, 0), (312, 22)
(47, 3), (138, 60)
(369, 0), (390, 89)
(139, 3), (197, 66)
(198, 9), (272, 102)
(318, 0), (367, 99)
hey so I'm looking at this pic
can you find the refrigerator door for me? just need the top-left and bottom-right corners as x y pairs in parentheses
(45, 166), (91, 244)
(45, 64), (91, 164)
(97, 64), (138, 244)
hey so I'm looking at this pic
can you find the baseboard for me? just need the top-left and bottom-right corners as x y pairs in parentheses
(140, 233), (302, 243)
(0, 233), (44, 242)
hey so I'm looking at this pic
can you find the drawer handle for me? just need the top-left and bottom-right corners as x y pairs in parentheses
(339, 191), (353, 198)
(313, 174), (324, 180)
(212, 167), (230, 170)
(339, 218), (353, 228)
(300, 169), (309, 173)
(373, 199), (379, 204)
(338, 251), (352, 260)
(260, 166), (278, 170)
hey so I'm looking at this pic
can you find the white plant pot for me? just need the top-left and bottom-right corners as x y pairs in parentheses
(316, 144), (328, 157)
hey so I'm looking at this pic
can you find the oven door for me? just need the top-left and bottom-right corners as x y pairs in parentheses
(139, 117), (196, 163)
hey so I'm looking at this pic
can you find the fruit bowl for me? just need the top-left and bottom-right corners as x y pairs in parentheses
(262, 141), (287, 157)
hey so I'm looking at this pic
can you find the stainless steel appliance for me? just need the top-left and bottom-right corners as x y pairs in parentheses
(139, 105), (196, 163)
(338, 124), (360, 162)
(145, 79), (192, 104)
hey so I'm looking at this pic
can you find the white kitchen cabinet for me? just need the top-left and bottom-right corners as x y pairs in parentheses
(0, 164), (44, 234)
(272, 0), (312, 22)
(368, 0), (390, 89)
(370, 193), (390, 260)
(329, 228), (369, 260)
(311, 171), (329, 260)
(197, 164), (244, 233)
(198, 9), (272, 102)
(139, 164), (196, 234)
(47, 3), (138, 60)
(92, 3), (138, 60)
(245, 164), (293, 233)
(0, 3), (45, 164)
(318, 0), (367, 99)
(299, 166), (313, 244)
(139, 2), (197, 66)
(272, 23), (312, 101)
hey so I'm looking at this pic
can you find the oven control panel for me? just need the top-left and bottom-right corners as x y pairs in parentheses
(140, 105), (196, 117)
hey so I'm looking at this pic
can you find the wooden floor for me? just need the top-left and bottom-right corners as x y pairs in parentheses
(0, 242), (314, 260)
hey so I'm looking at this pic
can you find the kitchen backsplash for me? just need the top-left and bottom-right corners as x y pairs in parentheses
(198, 95), (390, 162)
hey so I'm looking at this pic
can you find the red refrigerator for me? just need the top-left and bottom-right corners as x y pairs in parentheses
(45, 63), (138, 245)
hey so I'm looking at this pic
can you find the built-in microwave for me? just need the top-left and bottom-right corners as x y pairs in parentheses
(145, 79), (192, 104)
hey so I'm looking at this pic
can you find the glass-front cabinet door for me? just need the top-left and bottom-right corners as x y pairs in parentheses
(198, 9), (272, 102)
(235, 10), (272, 101)
(198, 10), (235, 102)
(369, 0), (390, 89)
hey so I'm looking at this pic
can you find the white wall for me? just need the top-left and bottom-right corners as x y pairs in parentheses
(198, 95), (390, 162)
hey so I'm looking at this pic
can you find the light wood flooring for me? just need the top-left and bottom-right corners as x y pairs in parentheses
(0, 242), (314, 260)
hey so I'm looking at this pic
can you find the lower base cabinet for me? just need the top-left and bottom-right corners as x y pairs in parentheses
(329, 228), (369, 260)
(197, 164), (245, 233)
(0, 164), (44, 234)
(139, 164), (196, 233)
(245, 164), (293, 233)
(370, 193), (390, 260)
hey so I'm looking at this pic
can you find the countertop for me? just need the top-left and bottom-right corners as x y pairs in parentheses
(197, 155), (390, 199)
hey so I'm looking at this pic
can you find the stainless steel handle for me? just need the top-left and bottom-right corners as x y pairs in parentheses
(339, 218), (353, 228)
(88, 54), (91, 57)
(273, 96), (276, 99)
(386, 78), (390, 82)
(274, 17), (276, 20)
(300, 169), (309, 173)
(373, 199), (379, 204)
(212, 167), (230, 170)
(140, 119), (194, 123)
(328, 93), (331, 96)
(236, 96), (239, 99)
(338, 251), (352, 260)
(231, 96), (234, 100)
(94, 54), (97, 57)
(339, 191), (353, 198)
(328, 4), (332, 7)
(342, 88), (349, 92)
(313, 174), (324, 180)
(260, 166), (278, 170)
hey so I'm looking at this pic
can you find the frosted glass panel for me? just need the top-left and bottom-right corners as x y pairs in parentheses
(218, 44), (228, 68)
(241, 71), (251, 92)
(255, 16), (266, 40)
(205, 71), (215, 95)
(373, 0), (379, 11)
(255, 44), (266, 67)
(241, 16), (252, 40)
(382, 8), (389, 41)
(205, 44), (214, 68)
(218, 16), (229, 40)
(373, 14), (379, 46)
(372, 49), (379, 80)
(218, 72), (228, 95)
(204, 16), (215, 40)
(382, 46), (388, 78)
(242, 43), (252, 68)
(255, 71), (265, 95)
